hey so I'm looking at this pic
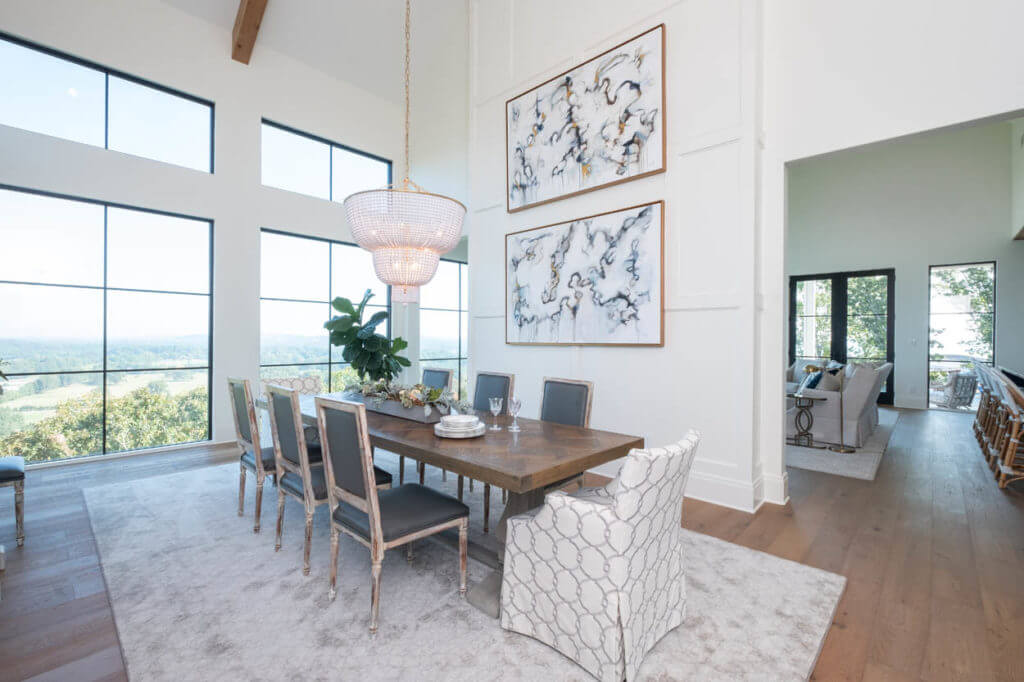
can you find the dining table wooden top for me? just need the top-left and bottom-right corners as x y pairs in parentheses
(292, 392), (644, 494)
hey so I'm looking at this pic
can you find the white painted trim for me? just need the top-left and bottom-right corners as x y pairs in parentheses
(683, 469), (758, 513)
(762, 470), (789, 506)
(26, 439), (239, 471)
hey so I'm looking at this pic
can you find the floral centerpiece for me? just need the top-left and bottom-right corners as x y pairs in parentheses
(347, 379), (471, 423)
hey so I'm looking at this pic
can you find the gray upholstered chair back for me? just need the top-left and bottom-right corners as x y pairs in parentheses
(540, 378), (593, 428)
(269, 390), (303, 466)
(422, 367), (453, 391)
(228, 378), (255, 445)
(473, 372), (513, 414)
(320, 402), (368, 499)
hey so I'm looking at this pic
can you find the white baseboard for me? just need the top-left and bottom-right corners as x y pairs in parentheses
(761, 470), (790, 506)
(683, 470), (761, 513)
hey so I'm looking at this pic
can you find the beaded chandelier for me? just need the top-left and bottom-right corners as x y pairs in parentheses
(343, 0), (465, 304)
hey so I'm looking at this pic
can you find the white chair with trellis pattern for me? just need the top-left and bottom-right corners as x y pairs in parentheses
(500, 430), (700, 682)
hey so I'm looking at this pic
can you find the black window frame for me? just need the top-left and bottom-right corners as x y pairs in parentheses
(419, 258), (468, 397)
(0, 183), (214, 460)
(927, 260), (996, 408)
(789, 268), (895, 404)
(258, 228), (392, 390)
(0, 31), (216, 173)
(259, 119), (393, 201)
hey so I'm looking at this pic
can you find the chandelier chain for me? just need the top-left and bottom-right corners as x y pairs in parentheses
(403, 0), (411, 186)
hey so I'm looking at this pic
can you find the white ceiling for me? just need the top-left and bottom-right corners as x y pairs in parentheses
(162, 0), (404, 104)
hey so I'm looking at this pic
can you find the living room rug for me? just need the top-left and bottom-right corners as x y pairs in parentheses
(84, 457), (845, 681)
(785, 407), (900, 481)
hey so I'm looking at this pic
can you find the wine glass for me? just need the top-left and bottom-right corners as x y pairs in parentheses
(488, 397), (503, 431)
(508, 396), (523, 433)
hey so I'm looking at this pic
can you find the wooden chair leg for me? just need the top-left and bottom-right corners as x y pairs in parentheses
(238, 464), (246, 516)
(399, 455), (405, 485)
(502, 489), (508, 504)
(370, 559), (383, 633)
(442, 469), (447, 482)
(253, 478), (264, 533)
(483, 484), (490, 533)
(303, 510), (314, 576)
(14, 481), (24, 548)
(275, 490), (285, 551)
(458, 520), (468, 596)
(419, 462), (425, 485)
(406, 541), (414, 562)
(457, 475), (464, 502)
(329, 529), (340, 601)
(469, 478), (474, 492)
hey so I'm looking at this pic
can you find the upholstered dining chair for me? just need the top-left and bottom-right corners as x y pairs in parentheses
(540, 377), (594, 428)
(0, 456), (25, 547)
(266, 384), (329, 574)
(316, 396), (469, 633)
(261, 375), (325, 445)
(404, 366), (455, 485)
(229, 377), (276, 533)
(457, 371), (514, 532)
(501, 430), (701, 682)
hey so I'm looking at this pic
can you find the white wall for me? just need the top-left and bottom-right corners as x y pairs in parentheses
(787, 121), (1024, 407)
(468, 0), (768, 510)
(0, 0), (467, 444)
(757, 0), (1024, 500)
(1012, 119), (1024, 239)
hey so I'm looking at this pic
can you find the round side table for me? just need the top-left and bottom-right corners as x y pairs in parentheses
(786, 393), (828, 448)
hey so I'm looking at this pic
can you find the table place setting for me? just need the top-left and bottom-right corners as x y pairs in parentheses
(434, 413), (487, 439)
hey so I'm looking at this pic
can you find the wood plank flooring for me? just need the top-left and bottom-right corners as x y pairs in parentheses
(0, 409), (1021, 681)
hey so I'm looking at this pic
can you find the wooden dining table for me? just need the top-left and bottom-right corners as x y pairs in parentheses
(280, 391), (644, 617)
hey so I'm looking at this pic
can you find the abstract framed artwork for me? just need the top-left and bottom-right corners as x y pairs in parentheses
(506, 201), (664, 346)
(505, 24), (666, 213)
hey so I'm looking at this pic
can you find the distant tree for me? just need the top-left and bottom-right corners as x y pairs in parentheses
(930, 265), (995, 360)
(0, 386), (207, 462)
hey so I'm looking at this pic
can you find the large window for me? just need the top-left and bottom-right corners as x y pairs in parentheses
(789, 269), (895, 403)
(419, 260), (468, 398)
(0, 186), (212, 463)
(928, 262), (995, 408)
(0, 34), (213, 172)
(260, 120), (391, 201)
(260, 230), (391, 390)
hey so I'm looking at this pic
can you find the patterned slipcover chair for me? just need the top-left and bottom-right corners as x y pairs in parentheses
(500, 430), (700, 681)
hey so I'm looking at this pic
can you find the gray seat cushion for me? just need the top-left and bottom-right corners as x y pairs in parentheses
(282, 465), (392, 502)
(280, 467), (328, 501)
(240, 446), (276, 471)
(332, 483), (468, 542)
(0, 456), (25, 483)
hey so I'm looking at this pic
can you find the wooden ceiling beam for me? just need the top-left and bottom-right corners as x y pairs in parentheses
(231, 0), (268, 65)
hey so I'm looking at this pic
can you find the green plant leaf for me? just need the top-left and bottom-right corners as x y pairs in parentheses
(331, 297), (357, 316)
(390, 337), (409, 353)
(356, 289), (374, 320)
(396, 356), (412, 367)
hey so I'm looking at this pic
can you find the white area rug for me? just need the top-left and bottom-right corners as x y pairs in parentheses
(84, 456), (845, 681)
(786, 408), (900, 481)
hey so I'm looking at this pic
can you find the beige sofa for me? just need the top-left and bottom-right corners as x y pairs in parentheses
(786, 362), (893, 447)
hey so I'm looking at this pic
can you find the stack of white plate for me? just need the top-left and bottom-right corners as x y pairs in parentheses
(434, 414), (486, 439)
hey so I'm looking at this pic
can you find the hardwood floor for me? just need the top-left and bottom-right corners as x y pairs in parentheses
(0, 409), (1022, 681)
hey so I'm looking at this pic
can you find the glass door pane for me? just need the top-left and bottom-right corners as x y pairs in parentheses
(846, 274), (888, 364)
(928, 263), (994, 410)
(793, 278), (831, 362)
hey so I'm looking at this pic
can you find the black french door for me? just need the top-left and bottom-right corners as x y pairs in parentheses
(789, 268), (895, 404)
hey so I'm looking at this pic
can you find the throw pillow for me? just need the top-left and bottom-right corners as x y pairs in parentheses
(801, 370), (823, 391)
(818, 371), (841, 391)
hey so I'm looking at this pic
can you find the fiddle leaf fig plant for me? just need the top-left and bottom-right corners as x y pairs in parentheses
(324, 289), (411, 382)
(0, 358), (7, 396)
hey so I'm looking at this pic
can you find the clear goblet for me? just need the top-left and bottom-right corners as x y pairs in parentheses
(508, 396), (523, 433)
(488, 397), (503, 431)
